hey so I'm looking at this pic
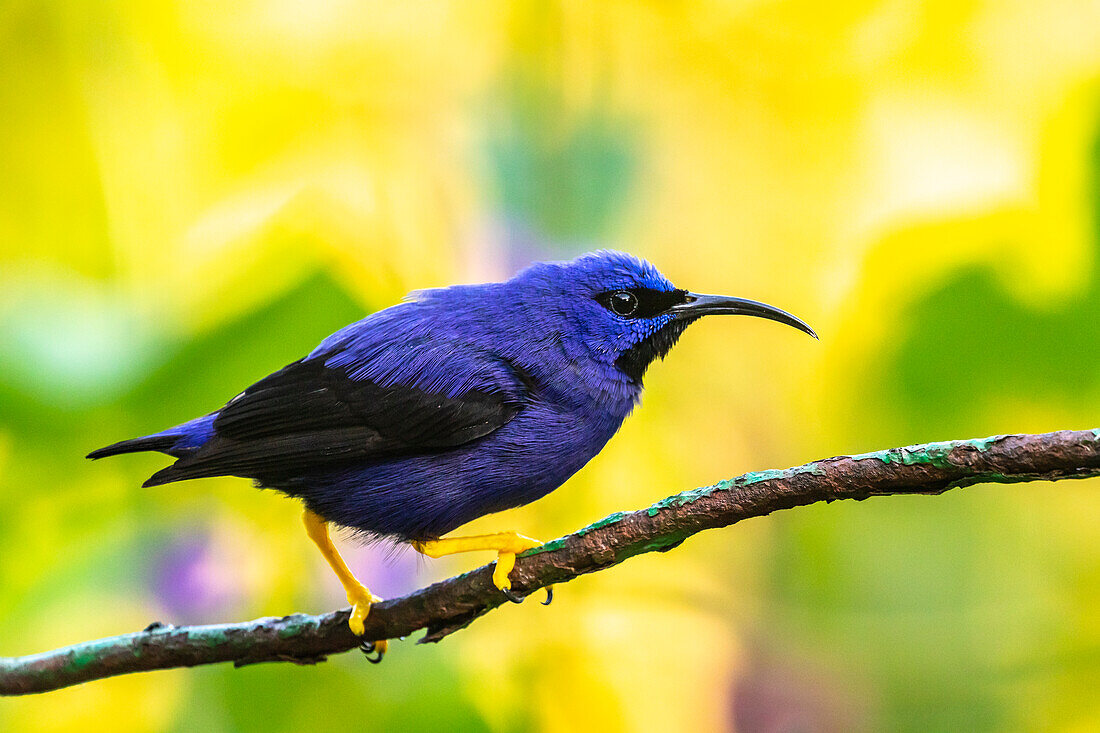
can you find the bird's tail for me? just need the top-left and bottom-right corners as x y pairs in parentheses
(86, 414), (217, 461)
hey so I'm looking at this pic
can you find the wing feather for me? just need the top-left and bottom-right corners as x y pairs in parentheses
(144, 345), (530, 486)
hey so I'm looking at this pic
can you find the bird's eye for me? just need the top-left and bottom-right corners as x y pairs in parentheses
(608, 290), (639, 317)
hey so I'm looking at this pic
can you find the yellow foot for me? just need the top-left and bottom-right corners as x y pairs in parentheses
(346, 582), (387, 662)
(412, 532), (553, 604)
(346, 584), (383, 636)
(302, 508), (389, 663)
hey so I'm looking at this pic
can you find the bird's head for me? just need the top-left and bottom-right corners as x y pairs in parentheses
(515, 250), (816, 387)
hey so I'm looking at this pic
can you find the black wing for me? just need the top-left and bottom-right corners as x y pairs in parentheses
(143, 354), (528, 487)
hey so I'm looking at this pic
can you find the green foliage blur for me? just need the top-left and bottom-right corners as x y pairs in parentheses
(2, 2), (1099, 731)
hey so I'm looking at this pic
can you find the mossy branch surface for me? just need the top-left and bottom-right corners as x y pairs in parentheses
(4, 428), (1099, 695)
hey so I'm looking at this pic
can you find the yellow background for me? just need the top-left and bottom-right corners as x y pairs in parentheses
(2, 2), (1099, 730)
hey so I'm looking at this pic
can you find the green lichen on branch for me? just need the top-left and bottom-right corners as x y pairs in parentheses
(848, 435), (1006, 469)
(3, 428), (1099, 696)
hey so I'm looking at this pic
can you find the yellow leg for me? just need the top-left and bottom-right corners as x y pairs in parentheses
(412, 532), (550, 602)
(302, 509), (388, 660)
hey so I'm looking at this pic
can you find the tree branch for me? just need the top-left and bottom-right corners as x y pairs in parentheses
(4, 428), (1099, 695)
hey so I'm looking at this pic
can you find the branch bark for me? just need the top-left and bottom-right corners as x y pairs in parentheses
(4, 428), (1099, 695)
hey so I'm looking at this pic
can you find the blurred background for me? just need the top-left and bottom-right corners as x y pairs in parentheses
(2, 1), (1099, 731)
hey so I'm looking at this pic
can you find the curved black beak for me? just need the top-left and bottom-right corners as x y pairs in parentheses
(669, 292), (818, 339)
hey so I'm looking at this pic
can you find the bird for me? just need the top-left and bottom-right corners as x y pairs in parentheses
(88, 250), (816, 661)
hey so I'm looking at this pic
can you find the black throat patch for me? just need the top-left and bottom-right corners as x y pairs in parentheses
(615, 318), (696, 384)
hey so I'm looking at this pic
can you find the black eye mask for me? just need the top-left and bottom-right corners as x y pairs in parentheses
(596, 288), (689, 319)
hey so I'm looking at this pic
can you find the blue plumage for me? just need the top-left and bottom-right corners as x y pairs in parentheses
(89, 250), (815, 543)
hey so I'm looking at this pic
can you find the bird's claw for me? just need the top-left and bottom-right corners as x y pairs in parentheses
(500, 584), (553, 605)
(359, 639), (386, 664)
